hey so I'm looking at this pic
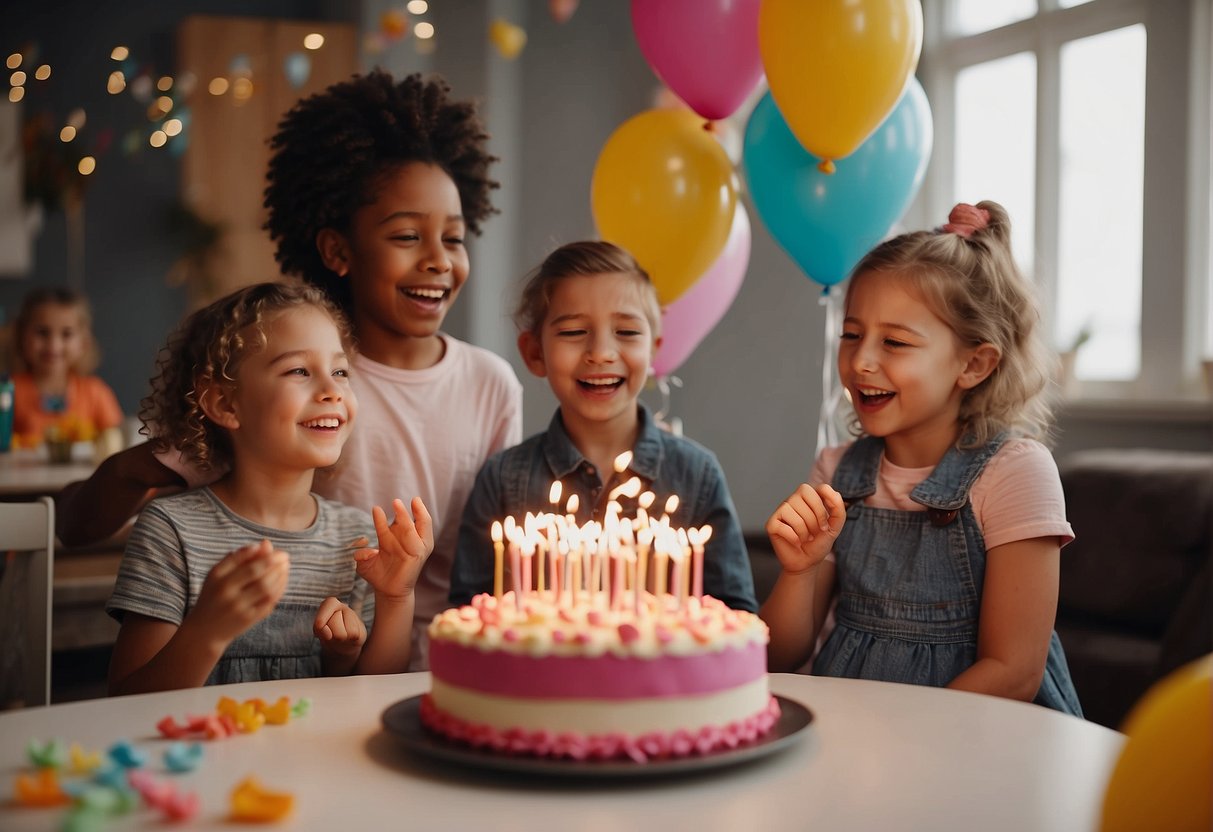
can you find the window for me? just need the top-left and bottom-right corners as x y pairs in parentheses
(919, 0), (1212, 400)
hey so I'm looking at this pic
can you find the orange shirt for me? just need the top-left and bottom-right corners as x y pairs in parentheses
(12, 372), (124, 444)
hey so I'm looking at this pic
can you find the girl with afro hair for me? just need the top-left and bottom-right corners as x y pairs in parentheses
(62, 72), (522, 671)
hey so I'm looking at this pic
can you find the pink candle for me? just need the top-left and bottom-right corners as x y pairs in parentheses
(520, 550), (532, 597)
(610, 549), (624, 610)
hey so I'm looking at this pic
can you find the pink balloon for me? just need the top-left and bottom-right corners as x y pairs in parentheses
(630, 0), (764, 122)
(653, 204), (751, 377)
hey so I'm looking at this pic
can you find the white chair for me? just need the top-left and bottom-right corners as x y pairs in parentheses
(0, 497), (54, 707)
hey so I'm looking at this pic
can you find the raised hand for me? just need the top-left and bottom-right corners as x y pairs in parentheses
(313, 596), (368, 657)
(766, 483), (846, 576)
(354, 497), (434, 600)
(191, 539), (290, 646)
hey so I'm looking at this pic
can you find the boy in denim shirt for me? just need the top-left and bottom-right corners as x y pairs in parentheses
(450, 241), (756, 611)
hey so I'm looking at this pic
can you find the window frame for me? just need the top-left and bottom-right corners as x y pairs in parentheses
(917, 0), (1212, 401)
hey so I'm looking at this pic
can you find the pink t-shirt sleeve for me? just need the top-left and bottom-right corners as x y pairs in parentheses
(970, 438), (1074, 549)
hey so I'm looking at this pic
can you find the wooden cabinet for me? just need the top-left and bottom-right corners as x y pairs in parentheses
(178, 16), (356, 305)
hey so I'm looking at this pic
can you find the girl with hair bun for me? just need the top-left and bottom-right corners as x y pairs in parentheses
(761, 201), (1083, 715)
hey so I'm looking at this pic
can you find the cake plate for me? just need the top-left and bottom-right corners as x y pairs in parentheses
(380, 694), (813, 779)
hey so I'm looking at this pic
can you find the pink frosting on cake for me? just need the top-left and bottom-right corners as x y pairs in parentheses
(419, 694), (782, 762)
(428, 639), (766, 699)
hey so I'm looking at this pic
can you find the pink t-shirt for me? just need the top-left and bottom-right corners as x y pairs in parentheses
(315, 337), (522, 667)
(811, 437), (1074, 549)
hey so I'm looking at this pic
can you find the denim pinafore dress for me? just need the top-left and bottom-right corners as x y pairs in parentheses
(811, 436), (1083, 716)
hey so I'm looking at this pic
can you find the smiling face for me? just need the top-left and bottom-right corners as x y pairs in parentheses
(520, 272), (659, 440)
(220, 305), (357, 474)
(839, 269), (983, 468)
(321, 161), (468, 367)
(20, 302), (88, 383)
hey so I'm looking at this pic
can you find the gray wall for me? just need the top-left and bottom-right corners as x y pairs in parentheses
(6, 1), (1210, 531)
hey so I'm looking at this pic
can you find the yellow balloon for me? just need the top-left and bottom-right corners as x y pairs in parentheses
(489, 19), (527, 60)
(1100, 654), (1212, 832)
(591, 108), (737, 305)
(759, 0), (923, 172)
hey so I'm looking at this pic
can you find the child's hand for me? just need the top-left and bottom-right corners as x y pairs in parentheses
(313, 596), (368, 657)
(766, 484), (846, 576)
(354, 497), (434, 601)
(192, 540), (290, 645)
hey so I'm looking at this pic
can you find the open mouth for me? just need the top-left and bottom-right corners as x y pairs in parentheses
(401, 286), (450, 305)
(300, 417), (343, 432)
(577, 377), (625, 393)
(855, 386), (896, 406)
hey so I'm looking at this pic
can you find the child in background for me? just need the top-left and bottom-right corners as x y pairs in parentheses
(61, 72), (523, 669)
(11, 287), (123, 449)
(450, 241), (757, 612)
(107, 283), (433, 694)
(761, 202), (1082, 715)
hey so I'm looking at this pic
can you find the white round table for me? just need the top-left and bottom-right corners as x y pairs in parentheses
(0, 672), (1123, 831)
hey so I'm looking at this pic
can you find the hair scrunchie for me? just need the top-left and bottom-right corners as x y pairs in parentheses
(940, 203), (990, 238)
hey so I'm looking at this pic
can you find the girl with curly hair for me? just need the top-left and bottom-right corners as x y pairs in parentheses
(107, 283), (433, 694)
(761, 201), (1083, 716)
(65, 72), (523, 670)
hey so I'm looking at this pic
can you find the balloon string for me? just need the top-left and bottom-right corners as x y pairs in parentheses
(816, 286), (843, 457)
(653, 374), (684, 437)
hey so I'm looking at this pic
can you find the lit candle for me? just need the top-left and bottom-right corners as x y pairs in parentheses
(508, 534), (521, 609)
(570, 541), (583, 606)
(661, 494), (680, 525)
(608, 475), (642, 502)
(635, 527), (652, 614)
(692, 525), (712, 599)
(654, 536), (668, 598)
(491, 520), (504, 600)
(669, 544), (685, 611)
(613, 450), (633, 474)
(677, 527), (691, 607)
(546, 519), (559, 601)
(609, 539), (624, 610)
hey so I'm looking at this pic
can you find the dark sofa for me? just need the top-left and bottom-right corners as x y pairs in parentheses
(746, 447), (1213, 729)
(1054, 448), (1212, 728)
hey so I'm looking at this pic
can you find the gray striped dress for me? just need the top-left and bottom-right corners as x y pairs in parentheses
(107, 488), (376, 685)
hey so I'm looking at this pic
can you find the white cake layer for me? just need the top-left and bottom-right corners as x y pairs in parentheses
(430, 676), (771, 735)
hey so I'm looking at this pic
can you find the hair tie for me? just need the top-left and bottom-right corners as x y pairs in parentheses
(939, 203), (990, 239)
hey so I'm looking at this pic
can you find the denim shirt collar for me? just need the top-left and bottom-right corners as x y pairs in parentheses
(541, 404), (664, 481)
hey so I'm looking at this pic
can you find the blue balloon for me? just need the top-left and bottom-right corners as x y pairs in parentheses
(743, 78), (933, 287)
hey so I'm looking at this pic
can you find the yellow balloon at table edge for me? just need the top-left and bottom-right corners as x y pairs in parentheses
(1099, 653), (1212, 832)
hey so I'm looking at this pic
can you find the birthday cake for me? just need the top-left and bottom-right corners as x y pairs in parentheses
(422, 590), (780, 762)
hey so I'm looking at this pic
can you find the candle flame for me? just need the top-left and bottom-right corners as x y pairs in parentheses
(700, 525), (713, 544)
(491, 520), (502, 543)
(608, 475), (642, 501)
(638, 491), (655, 509)
(549, 480), (562, 505)
(613, 450), (633, 473)
(664, 494), (680, 514)
(566, 494), (580, 515)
